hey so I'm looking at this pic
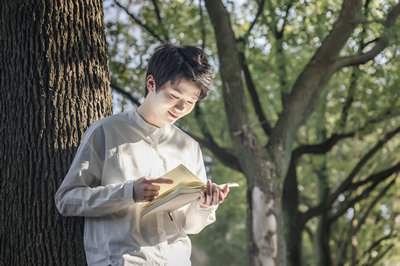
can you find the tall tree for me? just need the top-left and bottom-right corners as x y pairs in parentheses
(0, 1), (111, 265)
(105, 0), (400, 265)
(204, 1), (400, 265)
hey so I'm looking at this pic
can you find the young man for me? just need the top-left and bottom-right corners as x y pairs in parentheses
(55, 43), (229, 265)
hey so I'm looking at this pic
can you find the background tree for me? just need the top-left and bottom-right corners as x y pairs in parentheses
(104, 0), (400, 265)
(0, 1), (111, 265)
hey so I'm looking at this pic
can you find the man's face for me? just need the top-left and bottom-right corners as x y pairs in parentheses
(144, 76), (200, 127)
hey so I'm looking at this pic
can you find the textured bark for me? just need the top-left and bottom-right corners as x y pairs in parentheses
(0, 1), (112, 265)
(204, 0), (282, 265)
(204, 0), (364, 265)
(251, 185), (281, 266)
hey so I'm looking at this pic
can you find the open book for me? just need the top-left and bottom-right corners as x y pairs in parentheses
(141, 164), (238, 217)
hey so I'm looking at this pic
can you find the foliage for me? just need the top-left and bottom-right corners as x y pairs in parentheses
(189, 159), (248, 266)
(104, 0), (400, 265)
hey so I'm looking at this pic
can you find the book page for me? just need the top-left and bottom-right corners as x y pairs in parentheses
(156, 164), (205, 195)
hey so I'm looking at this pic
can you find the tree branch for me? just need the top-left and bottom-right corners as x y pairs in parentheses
(150, 0), (169, 41)
(302, 125), (400, 221)
(277, 0), (295, 39)
(358, 0), (372, 52)
(237, 48), (272, 136)
(346, 163), (400, 192)
(293, 110), (400, 158)
(205, 0), (260, 153)
(242, 0), (266, 40)
(193, 104), (218, 148)
(113, 0), (166, 43)
(353, 177), (395, 231)
(338, 69), (358, 129)
(190, 105), (242, 173)
(331, 125), (400, 196)
(358, 234), (394, 265)
(110, 82), (141, 106)
(334, 168), (388, 264)
(367, 244), (394, 265)
(151, 0), (162, 25)
(187, 132), (242, 173)
(269, 0), (363, 158)
(334, 3), (400, 70)
(329, 175), (396, 223)
(199, 0), (206, 50)
(293, 132), (355, 158)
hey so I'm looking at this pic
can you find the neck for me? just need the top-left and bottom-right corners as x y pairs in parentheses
(137, 103), (162, 128)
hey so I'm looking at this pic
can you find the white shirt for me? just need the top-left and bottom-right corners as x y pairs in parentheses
(55, 109), (216, 266)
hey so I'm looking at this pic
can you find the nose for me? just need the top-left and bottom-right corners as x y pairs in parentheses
(174, 100), (186, 112)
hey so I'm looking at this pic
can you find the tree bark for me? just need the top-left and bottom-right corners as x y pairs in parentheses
(282, 156), (303, 266)
(0, 1), (112, 265)
(204, 1), (282, 265)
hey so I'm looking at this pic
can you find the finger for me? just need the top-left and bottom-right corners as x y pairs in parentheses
(222, 184), (229, 194)
(218, 189), (225, 203)
(198, 191), (206, 205)
(206, 188), (213, 206)
(145, 184), (161, 191)
(151, 178), (174, 184)
(143, 177), (153, 183)
(222, 185), (230, 197)
(206, 179), (212, 196)
(144, 190), (159, 197)
(212, 185), (219, 205)
(144, 195), (155, 201)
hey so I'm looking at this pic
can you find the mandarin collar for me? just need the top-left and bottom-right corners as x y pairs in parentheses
(131, 109), (171, 138)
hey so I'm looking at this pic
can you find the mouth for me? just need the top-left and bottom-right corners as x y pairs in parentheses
(168, 111), (179, 119)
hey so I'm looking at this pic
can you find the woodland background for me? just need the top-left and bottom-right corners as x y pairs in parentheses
(1, 0), (399, 265)
(104, 1), (400, 265)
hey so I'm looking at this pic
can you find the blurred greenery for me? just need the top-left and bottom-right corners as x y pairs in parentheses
(104, 0), (400, 265)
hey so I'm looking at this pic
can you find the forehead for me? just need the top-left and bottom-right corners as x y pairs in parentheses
(170, 78), (201, 99)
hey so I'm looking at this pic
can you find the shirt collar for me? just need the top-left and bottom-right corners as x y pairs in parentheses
(131, 108), (172, 137)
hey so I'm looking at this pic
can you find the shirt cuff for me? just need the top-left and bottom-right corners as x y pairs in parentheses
(123, 181), (135, 204)
(193, 200), (218, 212)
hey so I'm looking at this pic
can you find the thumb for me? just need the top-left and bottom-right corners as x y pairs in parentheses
(222, 184), (229, 195)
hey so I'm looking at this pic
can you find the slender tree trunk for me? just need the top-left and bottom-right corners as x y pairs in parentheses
(0, 1), (112, 265)
(316, 207), (333, 266)
(282, 157), (303, 266)
(315, 164), (333, 266)
(314, 113), (334, 266)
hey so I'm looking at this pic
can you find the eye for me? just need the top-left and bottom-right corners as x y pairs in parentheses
(187, 101), (194, 105)
(170, 94), (179, 99)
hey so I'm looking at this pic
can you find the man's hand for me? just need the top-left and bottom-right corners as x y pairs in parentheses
(133, 177), (173, 202)
(198, 179), (229, 208)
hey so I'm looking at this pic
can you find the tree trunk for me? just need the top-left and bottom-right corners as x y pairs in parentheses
(0, 1), (112, 265)
(282, 157), (303, 266)
(316, 208), (333, 266)
(204, 1), (283, 264)
(315, 159), (333, 265)
(248, 157), (282, 266)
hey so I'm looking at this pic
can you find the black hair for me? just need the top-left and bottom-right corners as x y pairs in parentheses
(145, 43), (212, 99)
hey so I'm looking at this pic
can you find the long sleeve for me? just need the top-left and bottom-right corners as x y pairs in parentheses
(181, 142), (217, 234)
(54, 122), (135, 217)
(183, 201), (217, 234)
(54, 110), (225, 265)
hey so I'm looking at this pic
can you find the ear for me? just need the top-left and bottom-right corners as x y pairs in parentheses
(146, 75), (156, 92)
